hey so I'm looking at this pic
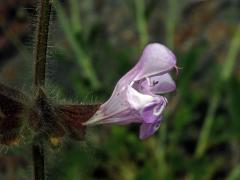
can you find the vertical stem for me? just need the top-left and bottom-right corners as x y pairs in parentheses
(33, 0), (52, 180)
(34, 0), (52, 87)
(32, 140), (45, 180)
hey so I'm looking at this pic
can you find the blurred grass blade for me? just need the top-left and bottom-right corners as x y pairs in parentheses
(194, 92), (219, 158)
(53, 0), (100, 89)
(222, 25), (240, 81)
(70, 0), (81, 33)
(134, 0), (148, 48)
(227, 164), (240, 180)
(195, 24), (240, 158)
(228, 77), (240, 134)
(157, 123), (169, 179)
(166, 0), (178, 49)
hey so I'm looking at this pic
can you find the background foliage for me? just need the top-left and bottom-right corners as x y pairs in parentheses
(0, 0), (240, 179)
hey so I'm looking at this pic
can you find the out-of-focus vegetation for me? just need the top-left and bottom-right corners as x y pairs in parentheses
(0, 0), (240, 179)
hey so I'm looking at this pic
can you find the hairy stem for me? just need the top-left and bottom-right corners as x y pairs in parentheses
(34, 0), (52, 87)
(33, 0), (52, 180)
(32, 139), (45, 180)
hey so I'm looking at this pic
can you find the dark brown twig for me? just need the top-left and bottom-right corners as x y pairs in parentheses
(34, 0), (52, 87)
(32, 0), (52, 180)
(32, 139), (45, 180)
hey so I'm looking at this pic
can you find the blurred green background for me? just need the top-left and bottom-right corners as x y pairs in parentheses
(0, 0), (240, 179)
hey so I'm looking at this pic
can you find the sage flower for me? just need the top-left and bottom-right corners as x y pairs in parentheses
(84, 43), (177, 139)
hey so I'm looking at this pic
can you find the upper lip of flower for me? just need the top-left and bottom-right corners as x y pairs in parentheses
(133, 43), (177, 82)
(134, 63), (176, 82)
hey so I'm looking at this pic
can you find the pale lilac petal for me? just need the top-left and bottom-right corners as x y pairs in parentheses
(107, 43), (176, 90)
(84, 86), (153, 125)
(140, 96), (167, 123)
(140, 73), (176, 94)
(140, 102), (162, 123)
(139, 119), (162, 140)
(86, 108), (140, 125)
(134, 43), (176, 81)
(98, 68), (139, 116)
(140, 103), (159, 123)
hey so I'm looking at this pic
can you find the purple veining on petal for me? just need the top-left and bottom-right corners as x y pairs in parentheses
(140, 96), (167, 123)
(139, 118), (162, 140)
(140, 103), (160, 123)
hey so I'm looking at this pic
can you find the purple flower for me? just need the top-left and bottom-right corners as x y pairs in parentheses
(83, 43), (177, 139)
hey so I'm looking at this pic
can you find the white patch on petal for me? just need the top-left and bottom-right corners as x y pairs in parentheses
(153, 105), (164, 116)
(127, 86), (154, 110)
(153, 97), (168, 116)
(154, 122), (161, 130)
(146, 77), (151, 86)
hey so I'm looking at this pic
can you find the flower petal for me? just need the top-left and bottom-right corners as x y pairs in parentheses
(85, 107), (141, 125)
(140, 99), (166, 123)
(92, 43), (176, 117)
(134, 43), (176, 81)
(140, 73), (176, 94)
(83, 86), (145, 126)
(127, 86), (154, 110)
(83, 43), (176, 140)
(139, 119), (162, 140)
